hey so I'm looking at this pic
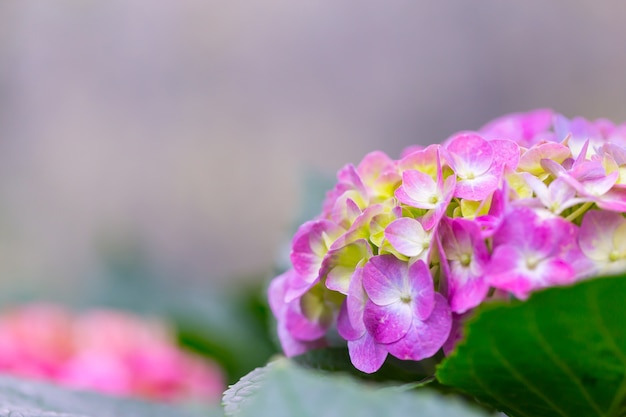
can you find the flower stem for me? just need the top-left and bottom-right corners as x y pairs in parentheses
(565, 202), (594, 222)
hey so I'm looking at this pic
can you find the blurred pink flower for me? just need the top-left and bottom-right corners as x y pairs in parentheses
(0, 304), (224, 404)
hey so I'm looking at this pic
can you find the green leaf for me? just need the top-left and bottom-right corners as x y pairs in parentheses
(437, 274), (626, 417)
(0, 374), (221, 417)
(223, 358), (491, 417)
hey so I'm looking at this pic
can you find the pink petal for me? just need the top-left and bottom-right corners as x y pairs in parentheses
(285, 292), (333, 341)
(331, 195), (363, 229)
(485, 245), (532, 297)
(449, 276), (489, 314)
(490, 139), (521, 172)
(277, 318), (325, 357)
(347, 334), (388, 374)
(578, 210), (625, 260)
(539, 257), (577, 287)
(443, 313), (467, 356)
(518, 142), (571, 174)
(337, 301), (362, 341)
(357, 151), (396, 184)
(398, 144), (440, 173)
(486, 245), (575, 299)
(447, 134), (494, 177)
(480, 108), (553, 145)
(493, 207), (551, 255)
(386, 293), (452, 361)
(288, 220), (344, 299)
(384, 218), (429, 257)
(395, 170), (438, 209)
(363, 300), (412, 343)
(420, 175), (456, 230)
(454, 173), (498, 200)
(596, 188), (626, 212)
(268, 270), (290, 317)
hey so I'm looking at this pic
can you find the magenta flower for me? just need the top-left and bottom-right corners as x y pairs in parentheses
(336, 266), (388, 373)
(320, 239), (372, 294)
(578, 210), (626, 275)
(286, 219), (345, 301)
(445, 134), (499, 200)
(479, 108), (554, 146)
(520, 174), (585, 215)
(361, 255), (451, 361)
(486, 207), (580, 299)
(268, 270), (327, 356)
(384, 217), (432, 260)
(439, 218), (490, 314)
(395, 149), (456, 230)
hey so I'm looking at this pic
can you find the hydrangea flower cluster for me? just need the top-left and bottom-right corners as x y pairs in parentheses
(269, 109), (626, 373)
(0, 304), (224, 403)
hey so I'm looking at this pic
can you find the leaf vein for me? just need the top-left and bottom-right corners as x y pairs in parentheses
(466, 346), (536, 417)
(587, 286), (626, 417)
(526, 306), (604, 416)
(490, 335), (569, 417)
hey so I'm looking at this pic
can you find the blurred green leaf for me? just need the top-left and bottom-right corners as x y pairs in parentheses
(437, 274), (626, 417)
(223, 358), (491, 417)
(0, 374), (220, 417)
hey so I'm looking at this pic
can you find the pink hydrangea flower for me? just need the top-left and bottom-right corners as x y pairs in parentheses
(362, 256), (451, 361)
(269, 109), (626, 373)
(485, 207), (580, 299)
(0, 303), (224, 404)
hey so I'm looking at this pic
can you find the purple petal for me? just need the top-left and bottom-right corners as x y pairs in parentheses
(386, 293), (452, 361)
(337, 300), (363, 341)
(268, 270), (290, 317)
(363, 300), (412, 343)
(288, 220), (345, 300)
(277, 318), (326, 357)
(285, 291), (333, 341)
(408, 260), (435, 320)
(290, 220), (342, 276)
(347, 266), (367, 333)
(362, 255), (407, 305)
(347, 334), (388, 374)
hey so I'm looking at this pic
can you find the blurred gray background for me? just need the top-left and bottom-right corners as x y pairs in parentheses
(0, 1), (625, 298)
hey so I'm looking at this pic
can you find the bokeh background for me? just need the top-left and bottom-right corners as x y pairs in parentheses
(1, 0), (626, 382)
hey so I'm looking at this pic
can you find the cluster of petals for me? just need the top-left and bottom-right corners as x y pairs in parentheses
(269, 108), (626, 373)
(0, 304), (224, 403)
